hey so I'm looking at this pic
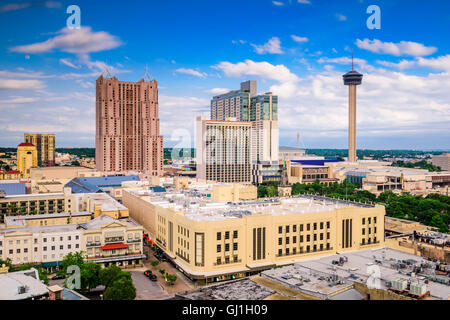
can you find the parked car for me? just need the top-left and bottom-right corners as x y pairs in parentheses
(51, 275), (65, 280)
(144, 270), (153, 277)
(149, 274), (157, 281)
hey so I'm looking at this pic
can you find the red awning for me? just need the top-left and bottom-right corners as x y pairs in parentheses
(101, 243), (128, 250)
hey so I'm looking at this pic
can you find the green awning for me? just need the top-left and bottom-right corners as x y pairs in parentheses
(41, 261), (63, 267)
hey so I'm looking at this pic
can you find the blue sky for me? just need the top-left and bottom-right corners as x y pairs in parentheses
(1, 0), (450, 149)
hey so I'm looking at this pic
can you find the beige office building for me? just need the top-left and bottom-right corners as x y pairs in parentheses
(196, 116), (252, 183)
(123, 189), (385, 284)
(24, 134), (55, 167)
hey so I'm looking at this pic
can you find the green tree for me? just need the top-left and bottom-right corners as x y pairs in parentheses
(58, 251), (85, 277)
(37, 267), (49, 285)
(99, 265), (123, 290)
(71, 160), (81, 166)
(165, 273), (177, 285)
(104, 276), (136, 300)
(430, 214), (448, 233)
(151, 260), (159, 267)
(81, 262), (101, 292)
(159, 269), (166, 275)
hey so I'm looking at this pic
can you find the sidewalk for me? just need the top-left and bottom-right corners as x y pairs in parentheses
(144, 246), (194, 296)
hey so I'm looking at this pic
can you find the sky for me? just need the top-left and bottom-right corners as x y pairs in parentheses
(0, 0), (450, 150)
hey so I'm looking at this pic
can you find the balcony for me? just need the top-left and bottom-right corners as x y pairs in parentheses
(86, 242), (102, 247)
(105, 237), (124, 244)
(126, 239), (141, 244)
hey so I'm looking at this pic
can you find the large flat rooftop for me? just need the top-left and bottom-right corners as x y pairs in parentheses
(263, 248), (450, 300)
(127, 189), (377, 222)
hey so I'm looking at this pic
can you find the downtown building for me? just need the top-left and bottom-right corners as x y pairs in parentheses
(24, 133), (55, 167)
(123, 188), (385, 284)
(196, 116), (252, 183)
(210, 81), (281, 185)
(95, 75), (163, 176)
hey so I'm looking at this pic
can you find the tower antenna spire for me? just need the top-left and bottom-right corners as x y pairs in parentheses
(144, 64), (153, 81)
(352, 49), (354, 71)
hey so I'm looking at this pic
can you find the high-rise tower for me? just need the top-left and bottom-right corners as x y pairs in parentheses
(95, 75), (163, 175)
(343, 56), (363, 163)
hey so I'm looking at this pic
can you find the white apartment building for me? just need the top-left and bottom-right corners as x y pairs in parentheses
(196, 116), (252, 183)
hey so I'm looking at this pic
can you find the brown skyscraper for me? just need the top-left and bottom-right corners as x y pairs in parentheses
(95, 75), (163, 175)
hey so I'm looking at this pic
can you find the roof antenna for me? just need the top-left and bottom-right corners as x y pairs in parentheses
(144, 64), (153, 81)
(103, 59), (113, 79)
(352, 49), (354, 71)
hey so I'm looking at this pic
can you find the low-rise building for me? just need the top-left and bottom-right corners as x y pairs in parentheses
(0, 214), (144, 268)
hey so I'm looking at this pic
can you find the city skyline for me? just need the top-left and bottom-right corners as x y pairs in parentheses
(1, 0), (450, 149)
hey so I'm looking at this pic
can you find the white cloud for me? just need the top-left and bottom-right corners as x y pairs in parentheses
(291, 35), (309, 43)
(0, 79), (45, 90)
(416, 54), (450, 71)
(272, 1), (284, 6)
(174, 68), (207, 78)
(356, 38), (437, 57)
(251, 37), (284, 54)
(336, 14), (347, 21)
(376, 59), (416, 70)
(207, 88), (230, 95)
(0, 97), (38, 104)
(59, 58), (80, 69)
(213, 59), (300, 84)
(10, 26), (122, 54)
(298, 0), (311, 3)
(318, 56), (375, 72)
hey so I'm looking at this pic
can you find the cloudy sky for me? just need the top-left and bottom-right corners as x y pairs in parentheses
(0, 0), (449, 149)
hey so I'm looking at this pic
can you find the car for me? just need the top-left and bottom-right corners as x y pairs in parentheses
(149, 274), (157, 281)
(144, 270), (153, 277)
(51, 275), (65, 280)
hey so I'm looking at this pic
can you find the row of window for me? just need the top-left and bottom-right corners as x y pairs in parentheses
(278, 232), (330, 245)
(362, 227), (377, 235)
(2, 235), (79, 246)
(278, 221), (331, 234)
(217, 230), (238, 241)
(8, 243), (80, 254)
(278, 243), (331, 256)
(362, 217), (377, 225)
(217, 242), (238, 253)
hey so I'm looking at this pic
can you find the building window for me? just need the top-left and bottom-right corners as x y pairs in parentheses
(233, 243), (238, 251)
(217, 232), (221, 241)
(320, 222), (324, 229)
(225, 231), (229, 240)
(313, 234), (317, 241)
(278, 249), (282, 256)
(368, 217), (371, 224)
(293, 225), (297, 233)
(307, 235), (310, 242)
(293, 236), (297, 244)
(320, 233), (323, 240)
(217, 244), (221, 253)
(313, 223), (317, 231)
(285, 248), (290, 255)
(285, 225), (289, 233)
(278, 226), (282, 234)
(362, 218), (365, 225)
(300, 224), (303, 232)
(362, 228), (365, 235)
(326, 221), (330, 228)
(278, 238), (282, 245)
(374, 217), (377, 223)
(285, 237), (290, 245)
(233, 230), (238, 239)
(300, 235), (304, 243)
(225, 244), (230, 252)
(307, 224), (310, 231)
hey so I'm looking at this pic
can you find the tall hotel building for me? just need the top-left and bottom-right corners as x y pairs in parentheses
(211, 81), (280, 184)
(95, 75), (163, 175)
(24, 133), (55, 167)
(196, 116), (252, 183)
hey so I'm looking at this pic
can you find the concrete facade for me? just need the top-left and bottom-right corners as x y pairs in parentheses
(95, 75), (163, 175)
